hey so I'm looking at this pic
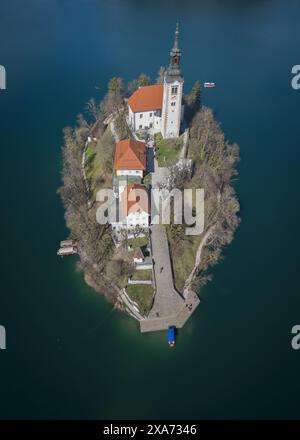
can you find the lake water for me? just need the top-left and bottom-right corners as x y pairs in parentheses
(0, 0), (300, 419)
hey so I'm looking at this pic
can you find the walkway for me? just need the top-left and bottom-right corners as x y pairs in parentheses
(140, 290), (200, 332)
(119, 288), (144, 321)
(151, 157), (170, 189)
(137, 133), (201, 332)
(148, 224), (184, 319)
(179, 128), (189, 159)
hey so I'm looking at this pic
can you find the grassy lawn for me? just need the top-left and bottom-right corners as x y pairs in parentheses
(85, 142), (100, 184)
(131, 270), (152, 281)
(155, 132), (182, 167)
(135, 131), (147, 140)
(127, 236), (149, 249)
(85, 128), (114, 199)
(126, 284), (154, 315)
(167, 227), (202, 292)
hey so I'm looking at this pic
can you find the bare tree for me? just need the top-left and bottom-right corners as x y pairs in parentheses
(127, 73), (151, 95)
(101, 77), (125, 116)
(156, 66), (165, 84)
(85, 98), (101, 122)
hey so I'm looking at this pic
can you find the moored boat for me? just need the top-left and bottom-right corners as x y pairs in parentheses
(167, 326), (175, 347)
(204, 82), (216, 88)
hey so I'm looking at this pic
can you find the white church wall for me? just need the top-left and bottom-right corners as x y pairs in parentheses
(134, 110), (155, 130)
(128, 106), (162, 134)
(128, 107), (135, 130)
(153, 113), (162, 132)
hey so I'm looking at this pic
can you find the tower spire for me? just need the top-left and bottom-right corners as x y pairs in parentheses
(173, 22), (180, 51)
(166, 23), (183, 82)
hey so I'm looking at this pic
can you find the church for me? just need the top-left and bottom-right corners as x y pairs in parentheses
(127, 23), (184, 139)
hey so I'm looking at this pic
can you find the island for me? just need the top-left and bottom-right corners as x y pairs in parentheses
(58, 24), (240, 333)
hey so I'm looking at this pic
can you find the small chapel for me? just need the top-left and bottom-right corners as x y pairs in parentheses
(127, 23), (184, 139)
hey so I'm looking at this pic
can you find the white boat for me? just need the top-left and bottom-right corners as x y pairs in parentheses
(204, 82), (216, 88)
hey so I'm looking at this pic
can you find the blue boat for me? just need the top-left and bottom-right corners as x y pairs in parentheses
(167, 326), (175, 347)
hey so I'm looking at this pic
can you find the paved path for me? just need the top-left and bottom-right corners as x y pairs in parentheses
(152, 158), (170, 189)
(110, 120), (120, 143)
(137, 135), (201, 332)
(119, 288), (144, 320)
(146, 145), (154, 174)
(140, 290), (200, 332)
(179, 128), (189, 159)
(148, 224), (184, 319)
(128, 279), (152, 285)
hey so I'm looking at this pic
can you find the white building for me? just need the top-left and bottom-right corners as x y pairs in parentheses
(111, 184), (150, 232)
(127, 23), (184, 139)
(128, 84), (164, 134)
(113, 139), (146, 179)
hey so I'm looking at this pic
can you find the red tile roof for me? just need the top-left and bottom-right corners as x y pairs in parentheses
(127, 84), (164, 113)
(113, 139), (146, 170)
(121, 184), (150, 216)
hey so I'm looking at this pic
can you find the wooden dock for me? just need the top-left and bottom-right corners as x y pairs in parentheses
(57, 239), (77, 256)
(57, 246), (77, 256)
(60, 239), (76, 248)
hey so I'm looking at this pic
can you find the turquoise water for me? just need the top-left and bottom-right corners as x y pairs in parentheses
(0, 0), (300, 419)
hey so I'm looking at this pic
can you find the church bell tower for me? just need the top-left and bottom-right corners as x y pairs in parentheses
(161, 23), (184, 139)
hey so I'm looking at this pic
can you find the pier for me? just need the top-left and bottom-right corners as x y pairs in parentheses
(140, 291), (200, 332)
(57, 239), (77, 256)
